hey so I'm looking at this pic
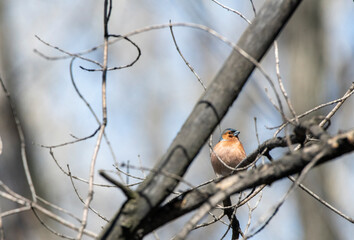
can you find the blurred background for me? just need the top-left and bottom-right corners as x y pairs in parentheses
(0, 0), (353, 239)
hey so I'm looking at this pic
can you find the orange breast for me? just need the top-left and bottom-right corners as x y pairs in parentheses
(211, 139), (246, 176)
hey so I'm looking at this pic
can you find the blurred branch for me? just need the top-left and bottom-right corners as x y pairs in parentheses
(0, 77), (37, 202)
(0, 181), (97, 238)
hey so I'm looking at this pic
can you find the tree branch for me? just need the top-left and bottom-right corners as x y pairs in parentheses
(175, 129), (354, 239)
(98, 0), (303, 239)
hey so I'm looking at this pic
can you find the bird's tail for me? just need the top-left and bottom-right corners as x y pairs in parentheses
(223, 196), (241, 240)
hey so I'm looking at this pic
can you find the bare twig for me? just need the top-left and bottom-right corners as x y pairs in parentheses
(77, 0), (111, 237)
(36, 195), (81, 222)
(114, 164), (145, 181)
(67, 166), (109, 222)
(118, 163), (199, 193)
(33, 202), (97, 238)
(40, 126), (100, 149)
(289, 176), (354, 223)
(0, 206), (31, 218)
(102, 22), (280, 102)
(249, 0), (257, 16)
(68, 57), (124, 181)
(48, 148), (115, 187)
(194, 212), (226, 230)
(99, 170), (138, 200)
(34, 35), (103, 67)
(274, 83), (354, 135)
(80, 34), (141, 72)
(32, 208), (76, 240)
(319, 82), (354, 127)
(169, 21), (206, 91)
(274, 41), (298, 122)
(137, 155), (146, 178)
(245, 150), (327, 239)
(243, 190), (263, 236)
(0, 182), (97, 238)
(211, 0), (252, 24)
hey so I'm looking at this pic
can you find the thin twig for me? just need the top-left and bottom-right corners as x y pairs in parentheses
(67, 166), (109, 222)
(34, 35), (103, 67)
(169, 21), (206, 91)
(0, 206), (31, 218)
(99, 170), (138, 200)
(32, 208), (76, 240)
(273, 84), (354, 135)
(243, 190), (263, 236)
(253, 117), (265, 164)
(77, 0), (110, 237)
(37, 22), (282, 118)
(40, 126), (100, 149)
(118, 163), (199, 193)
(1, 180), (97, 238)
(211, 0), (252, 24)
(114, 164), (145, 181)
(69, 57), (124, 182)
(249, 0), (257, 16)
(0, 180), (29, 203)
(32, 202), (97, 238)
(48, 148), (115, 187)
(319, 82), (354, 127)
(80, 34), (141, 72)
(137, 155), (146, 178)
(288, 176), (354, 223)
(215, 185), (265, 211)
(36, 196), (81, 223)
(245, 151), (326, 239)
(103, 22), (280, 104)
(274, 41), (298, 122)
(194, 212), (226, 230)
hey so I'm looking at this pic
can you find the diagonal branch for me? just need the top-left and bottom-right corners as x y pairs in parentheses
(98, 0), (303, 239)
(175, 129), (354, 239)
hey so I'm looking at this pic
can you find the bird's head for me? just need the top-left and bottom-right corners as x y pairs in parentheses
(219, 128), (240, 141)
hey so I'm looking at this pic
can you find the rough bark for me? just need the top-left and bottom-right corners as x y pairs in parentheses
(98, 0), (303, 239)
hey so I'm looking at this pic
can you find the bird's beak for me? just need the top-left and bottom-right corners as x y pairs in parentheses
(233, 130), (240, 137)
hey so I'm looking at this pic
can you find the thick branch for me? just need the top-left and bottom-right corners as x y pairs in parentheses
(177, 130), (354, 239)
(99, 0), (302, 239)
(135, 129), (354, 235)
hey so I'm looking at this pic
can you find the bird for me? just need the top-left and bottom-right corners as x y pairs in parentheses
(211, 128), (246, 176)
